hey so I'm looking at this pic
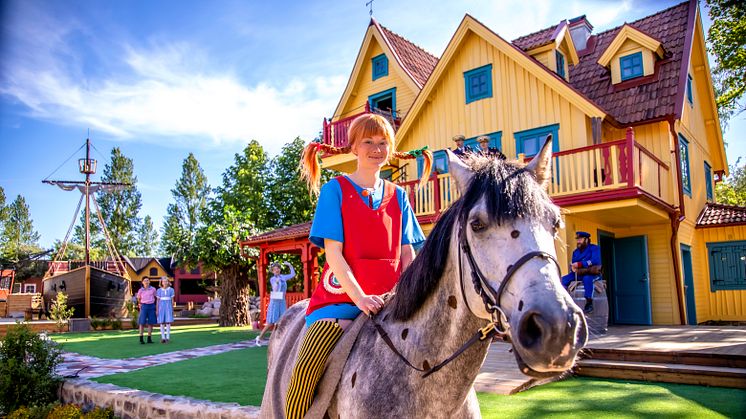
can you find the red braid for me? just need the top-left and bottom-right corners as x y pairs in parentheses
(393, 149), (433, 190)
(299, 142), (352, 196)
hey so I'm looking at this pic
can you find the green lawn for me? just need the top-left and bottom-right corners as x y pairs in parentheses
(51, 324), (257, 359)
(92, 345), (746, 417)
(94, 347), (268, 406)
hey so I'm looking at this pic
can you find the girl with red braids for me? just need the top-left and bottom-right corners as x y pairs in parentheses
(285, 113), (432, 418)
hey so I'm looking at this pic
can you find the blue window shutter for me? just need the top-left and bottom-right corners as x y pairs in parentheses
(620, 52), (644, 81)
(368, 87), (397, 118)
(464, 64), (493, 104)
(704, 161), (713, 201)
(707, 241), (746, 291)
(679, 134), (691, 196)
(555, 50), (565, 79)
(687, 74), (694, 105)
(372, 54), (388, 80)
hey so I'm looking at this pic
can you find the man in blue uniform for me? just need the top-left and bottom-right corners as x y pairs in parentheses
(561, 231), (602, 314)
(451, 134), (472, 158)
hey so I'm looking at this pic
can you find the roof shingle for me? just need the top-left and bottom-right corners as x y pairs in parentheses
(512, 22), (562, 51)
(696, 203), (746, 228)
(241, 222), (313, 246)
(378, 23), (439, 88)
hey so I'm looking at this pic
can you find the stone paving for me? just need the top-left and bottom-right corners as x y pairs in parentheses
(57, 339), (262, 379)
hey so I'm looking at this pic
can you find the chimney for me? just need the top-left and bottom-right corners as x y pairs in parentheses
(568, 15), (593, 51)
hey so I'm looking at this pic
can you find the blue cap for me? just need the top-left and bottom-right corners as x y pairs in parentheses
(575, 231), (591, 239)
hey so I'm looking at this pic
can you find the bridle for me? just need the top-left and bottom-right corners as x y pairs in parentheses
(372, 215), (562, 378)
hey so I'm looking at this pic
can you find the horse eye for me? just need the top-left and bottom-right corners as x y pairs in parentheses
(470, 220), (486, 232)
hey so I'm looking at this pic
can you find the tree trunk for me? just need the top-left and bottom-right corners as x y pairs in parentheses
(218, 263), (251, 327)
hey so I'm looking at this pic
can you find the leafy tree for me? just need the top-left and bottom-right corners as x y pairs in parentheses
(49, 292), (75, 332)
(715, 157), (746, 205)
(0, 186), (7, 229)
(0, 195), (43, 263)
(706, 0), (746, 126)
(160, 153), (210, 257)
(135, 215), (159, 257)
(188, 141), (269, 326)
(72, 148), (143, 258)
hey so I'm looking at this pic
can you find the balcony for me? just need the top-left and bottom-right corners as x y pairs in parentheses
(322, 103), (401, 148)
(398, 128), (674, 223)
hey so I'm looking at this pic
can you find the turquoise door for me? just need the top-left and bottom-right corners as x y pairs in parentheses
(612, 236), (652, 325)
(680, 244), (697, 325)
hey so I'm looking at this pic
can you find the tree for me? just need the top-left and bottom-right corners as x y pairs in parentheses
(135, 215), (159, 257)
(716, 157), (746, 205)
(0, 186), (7, 230)
(0, 195), (43, 263)
(188, 141), (269, 326)
(160, 153), (210, 258)
(72, 148), (143, 258)
(706, 0), (746, 126)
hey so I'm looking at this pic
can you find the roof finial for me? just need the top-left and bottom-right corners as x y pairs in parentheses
(366, 0), (374, 17)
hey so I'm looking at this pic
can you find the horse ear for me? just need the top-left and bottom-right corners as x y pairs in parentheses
(525, 134), (553, 190)
(446, 149), (473, 193)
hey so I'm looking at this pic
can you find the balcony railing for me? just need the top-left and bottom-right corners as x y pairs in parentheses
(397, 128), (672, 221)
(322, 103), (401, 148)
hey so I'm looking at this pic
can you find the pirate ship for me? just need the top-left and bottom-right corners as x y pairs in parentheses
(42, 139), (131, 318)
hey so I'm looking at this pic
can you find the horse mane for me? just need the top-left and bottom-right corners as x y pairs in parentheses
(390, 155), (558, 321)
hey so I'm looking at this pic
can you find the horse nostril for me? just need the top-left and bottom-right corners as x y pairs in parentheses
(518, 312), (545, 350)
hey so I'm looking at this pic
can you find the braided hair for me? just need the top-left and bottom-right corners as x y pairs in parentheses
(300, 113), (433, 196)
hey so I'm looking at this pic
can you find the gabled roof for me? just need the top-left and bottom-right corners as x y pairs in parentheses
(696, 203), (746, 228)
(513, 22), (562, 51)
(113, 256), (174, 277)
(241, 222), (313, 247)
(378, 23), (439, 88)
(597, 24), (666, 67)
(567, 1), (692, 125)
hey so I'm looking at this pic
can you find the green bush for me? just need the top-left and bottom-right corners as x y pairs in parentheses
(124, 301), (139, 329)
(0, 324), (63, 415)
(88, 317), (101, 331)
(109, 318), (122, 330)
(47, 403), (81, 419)
(82, 406), (116, 419)
(49, 293), (75, 332)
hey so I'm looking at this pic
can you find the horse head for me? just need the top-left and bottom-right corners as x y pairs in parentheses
(446, 136), (587, 376)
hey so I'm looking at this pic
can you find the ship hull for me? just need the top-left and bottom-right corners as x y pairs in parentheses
(43, 266), (129, 318)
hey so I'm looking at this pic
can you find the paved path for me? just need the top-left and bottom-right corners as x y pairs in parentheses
(57, 339), (262, 379)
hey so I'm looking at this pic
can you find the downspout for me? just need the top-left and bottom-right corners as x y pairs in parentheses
(668, 117), (688, 325)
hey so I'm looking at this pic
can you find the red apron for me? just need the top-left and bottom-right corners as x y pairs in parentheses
(306, 176), (403, 315)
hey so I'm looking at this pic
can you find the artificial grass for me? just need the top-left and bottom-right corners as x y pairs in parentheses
(478, 377), (746, 418)
(51, 324), (257, 359)
(94, 347), (268, 406)
(91, 344), (746, 418)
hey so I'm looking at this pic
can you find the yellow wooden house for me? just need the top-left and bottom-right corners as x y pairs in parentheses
(318, 0), (745, 325)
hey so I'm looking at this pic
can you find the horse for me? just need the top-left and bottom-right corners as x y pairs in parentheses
(262, 137), (588, 418)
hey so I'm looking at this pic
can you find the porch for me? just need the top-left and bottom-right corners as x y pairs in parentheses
(321, 103), (401, 149)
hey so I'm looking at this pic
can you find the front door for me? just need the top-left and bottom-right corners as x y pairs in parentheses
(598, 231), (616, 324)
(612, 236), (652, 325)
(680, 244), (697, 325)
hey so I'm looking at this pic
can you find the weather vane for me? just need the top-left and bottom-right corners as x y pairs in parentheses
(366, 0), (374, 17)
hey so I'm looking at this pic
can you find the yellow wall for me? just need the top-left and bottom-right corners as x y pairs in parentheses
(129, 260), (172, 283)
(337, 38), (419, 121)
(398, 32), (593, 159)
(609, 39), (656, 84)
(686, 226), (746, 322)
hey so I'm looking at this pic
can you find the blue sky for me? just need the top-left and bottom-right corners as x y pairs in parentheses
(1, 0), (744, 249)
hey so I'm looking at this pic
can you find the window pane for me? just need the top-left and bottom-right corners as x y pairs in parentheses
(523, 137), (540, 156)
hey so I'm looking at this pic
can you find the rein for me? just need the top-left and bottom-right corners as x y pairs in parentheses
(373, 217), (561, 378)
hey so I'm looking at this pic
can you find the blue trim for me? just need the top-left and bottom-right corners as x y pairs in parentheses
(555, 50), (565, 79)
(368, 87), (397, 118)
(465, 131), (502, 151)
(678, 134), (691, 197)
(372, 54), (388, 81)
(704, 161), (713, 201)
(687, 74), (694, 105)
(620, 52), (643, 81)
(418, 150), (449, 178)
(514, 124), (560, 157)
(707, 240), (746, 291)
(680, 244), (697, 325)
(464, 64), (493, 104)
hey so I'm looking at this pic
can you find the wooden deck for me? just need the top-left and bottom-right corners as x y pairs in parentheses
(474, 325), (746, 394)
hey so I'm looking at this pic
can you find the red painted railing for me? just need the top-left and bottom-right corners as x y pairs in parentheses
(322, 103), (402, 148)
(260, 292), (306, 323)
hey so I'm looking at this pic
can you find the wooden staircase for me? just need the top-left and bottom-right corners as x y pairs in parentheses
(575, 347), (746, 388)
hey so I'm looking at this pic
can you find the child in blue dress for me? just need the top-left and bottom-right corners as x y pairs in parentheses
(256, 262), (295, 345)
(156, 277), (175, 343)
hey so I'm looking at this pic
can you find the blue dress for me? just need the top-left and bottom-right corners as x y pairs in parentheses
(156, 287), (175, 323)
(265, 266), (295, 324)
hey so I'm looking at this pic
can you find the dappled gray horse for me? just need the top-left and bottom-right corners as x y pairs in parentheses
(264, 137), (587, 418)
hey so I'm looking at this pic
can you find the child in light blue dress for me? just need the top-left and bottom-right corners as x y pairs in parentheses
(255, 262), (295, 345)
(156, 277), (175, 343)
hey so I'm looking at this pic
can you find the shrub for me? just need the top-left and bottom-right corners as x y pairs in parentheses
(0, 324), (63, 415)
(100, 318), (112, 330)
(47, 403), (81, 419)
(124, 301), (139, 329)
(49, 293), (75, 332)
(88, 317), (101, 331)
(109, 318), (122, 330)
(82, 406), (116, 419)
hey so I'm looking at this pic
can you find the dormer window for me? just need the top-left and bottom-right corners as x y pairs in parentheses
(372, 54), (388, 80)
(620, 52), (643, 81)
(555, 50), (566, 79)
(464, 64), (493, 104)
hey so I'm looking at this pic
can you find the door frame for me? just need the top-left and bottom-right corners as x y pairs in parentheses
(680, 244), (697, 325)
(597, 229), (616, 324)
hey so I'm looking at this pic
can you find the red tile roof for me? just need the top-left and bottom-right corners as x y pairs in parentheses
(696, 203), (746, 228)
(376, 21), (439, 88)
(241, 221), (312, 246)
(512, 21), (563, 51)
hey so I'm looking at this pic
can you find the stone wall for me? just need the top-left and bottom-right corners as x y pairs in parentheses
(60, 379), (260, 419)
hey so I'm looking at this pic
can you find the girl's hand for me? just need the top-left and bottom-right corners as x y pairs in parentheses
(356, 294), (385, 315)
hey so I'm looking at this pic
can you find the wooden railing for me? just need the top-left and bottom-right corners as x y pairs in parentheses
(322, 103), (401, 148)
(260, 292), (306, 322)
(397, 128), (672, 221)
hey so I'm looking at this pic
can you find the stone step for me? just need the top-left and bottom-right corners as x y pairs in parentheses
(576, 359), (746, 388)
